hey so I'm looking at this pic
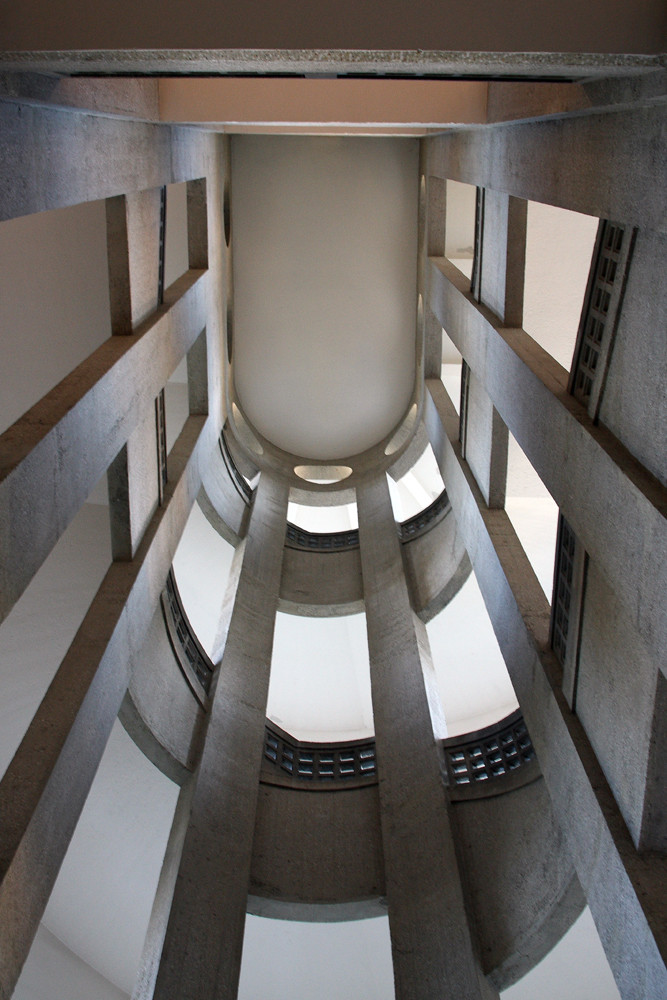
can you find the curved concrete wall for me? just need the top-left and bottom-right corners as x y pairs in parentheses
(120, 602), (207, 782)
(247, 770), (582, 987)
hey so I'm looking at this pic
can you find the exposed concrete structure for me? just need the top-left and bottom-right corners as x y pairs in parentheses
(0, 24), (665, 1000)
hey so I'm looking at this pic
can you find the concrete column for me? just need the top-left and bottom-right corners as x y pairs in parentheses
(132, 777), (196, 1000)
(464, 372), (508, 509)
(153, 470), (289, 1000)
(479, 190), (527, 328)
(357, 475), (496, 1000)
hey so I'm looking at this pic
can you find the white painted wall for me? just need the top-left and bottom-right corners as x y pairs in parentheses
(14, 925), (129, 1000)
(0, 200), (111, 435)
(232, 136), (418, 460)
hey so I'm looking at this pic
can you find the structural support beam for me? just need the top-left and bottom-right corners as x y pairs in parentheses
(428, 257), (667, 674)
(424, 379), (667, 1000)
(0, 269), (207, 626)
(427, 105), (666, 234)
(357, 475), (496, 1000)
(0, 416), (207, 1000)
(153, 470), (289, 1000)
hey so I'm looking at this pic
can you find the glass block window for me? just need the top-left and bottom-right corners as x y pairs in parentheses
(551, 515), (577, 665)
(572, 221), (626, 404)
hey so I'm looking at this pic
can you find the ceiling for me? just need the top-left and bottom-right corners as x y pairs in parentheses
(232, 135), (418, 460)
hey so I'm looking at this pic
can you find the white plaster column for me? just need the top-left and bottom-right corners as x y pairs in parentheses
(153, 469), (289, 1000)
(357, 474), (496, 1000)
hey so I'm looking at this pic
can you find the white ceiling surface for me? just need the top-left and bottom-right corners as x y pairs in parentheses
(231, 135), (418, 460)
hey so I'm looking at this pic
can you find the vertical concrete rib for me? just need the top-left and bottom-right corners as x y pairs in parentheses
(357, 475), (496, 1000)
(153, 470), (289, 1000)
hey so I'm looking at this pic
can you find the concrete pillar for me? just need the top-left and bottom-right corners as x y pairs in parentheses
(463, 372), (508, 509)
(132, 777), (196, 1000)
(357, 474), (496, 1000)
(153, 470), (289, 1000)
(479, 190), (527, 328)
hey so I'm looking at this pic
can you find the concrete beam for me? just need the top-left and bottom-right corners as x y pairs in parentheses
(428, 257), (667, 675)
(0, 416), (208, 1000)
(0, 269), (207, 626)
(358, 475), (496, 1000)
(427, 106), (666, 234)
(424, 380), (667, 1000)
(0, 99), (216, 222)
(153, 471), (289, 1000)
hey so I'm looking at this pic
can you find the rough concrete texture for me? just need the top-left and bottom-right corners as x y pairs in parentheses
(576, 559), (665, 851)
(126, 187), (161, 327)
(599, 227), (667, 488)
(0, 416), (207, 1000)
(250, 783), (385, 907)
(153, 472), (289, 1000)
(480, 189), (526, 328)
(358, 475), (496, 1000)
(451, 777), (584, 989)
(428, 105), (667, 235)
(428, 257), (667, 681)
(0, 72), (160, 120)
(425, 380), (667, 1000)
(120, 600), (206, 781)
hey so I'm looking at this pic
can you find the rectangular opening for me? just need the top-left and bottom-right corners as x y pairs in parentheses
(440, 325), (463, 416)
(523, 202), (599, 371)
(444, 179), (477, 279)
(164, 181), (190, 289)
(505, 431), (559, 601)
(0, 200), (111, 435)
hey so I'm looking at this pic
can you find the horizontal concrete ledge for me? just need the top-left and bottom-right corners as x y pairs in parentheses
(0, 269), (207, 626)
(0, 50), (664, 78)
(429, 258), (667, 674)
(247, 896), (388, 922)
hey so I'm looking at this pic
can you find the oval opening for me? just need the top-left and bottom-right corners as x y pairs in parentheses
(232, 402), (264, 456)
(294, 465), (353, 485)
(385, 403), (418, 456)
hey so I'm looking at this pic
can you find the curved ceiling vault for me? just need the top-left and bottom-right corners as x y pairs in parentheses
(231, 135), (418, 460)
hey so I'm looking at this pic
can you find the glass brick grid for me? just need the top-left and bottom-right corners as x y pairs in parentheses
(445, 717), (535, 786)
(573, 221), (625, 402)
(399, 489), (450, 540)
(552, 517), (576, 665)
(283, 489), (450, 552)
(264, 727), (377, 782)
(219, 431), (254, 506)
(285, 523), (359, 551)
(164, 571), (214, 693)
